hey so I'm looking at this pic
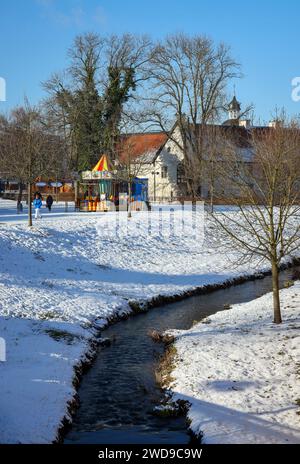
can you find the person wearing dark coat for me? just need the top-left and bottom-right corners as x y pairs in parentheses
(46, 195), (54, 212)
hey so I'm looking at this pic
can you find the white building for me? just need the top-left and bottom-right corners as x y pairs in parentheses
(119, 97), (268, 203)
(118, 129), (185, 202)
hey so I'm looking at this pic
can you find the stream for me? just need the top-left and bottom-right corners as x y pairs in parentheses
(65, 266), (299, 444)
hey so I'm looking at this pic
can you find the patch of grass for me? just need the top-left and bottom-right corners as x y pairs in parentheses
(152, 405), (179, 417)
(148, 329), (163, 342)
(223, 303), (232, 310)
(148, 329), (175, 344)
(128, 301), (144, 313)
(152, 399), (190, 418)
(295, 398), (300, 407)
(45, 329), (80, 345)
(156, 344), (178, 387)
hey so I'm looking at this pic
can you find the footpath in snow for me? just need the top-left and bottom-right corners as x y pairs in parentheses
(0, 199), (299, 443)
(169, 283), (300, 444)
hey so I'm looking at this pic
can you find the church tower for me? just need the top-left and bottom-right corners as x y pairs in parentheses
(228, 95), (241, 121)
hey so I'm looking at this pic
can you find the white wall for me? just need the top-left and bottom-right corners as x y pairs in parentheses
(137, 129), (185, 202)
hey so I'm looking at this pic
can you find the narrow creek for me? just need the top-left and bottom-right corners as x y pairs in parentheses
(65, 266), (299, 445)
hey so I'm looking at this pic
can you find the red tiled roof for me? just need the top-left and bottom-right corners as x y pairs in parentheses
(118, 132), (168, 161)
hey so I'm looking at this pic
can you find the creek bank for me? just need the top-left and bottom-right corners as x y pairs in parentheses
(61, 266), (300, 444)
(160, 281), (300, 444)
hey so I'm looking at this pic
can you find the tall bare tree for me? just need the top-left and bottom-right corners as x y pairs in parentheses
(144, 33), (241, 197)
(211, 116), (300, 323)
(201, 124), (224, 212)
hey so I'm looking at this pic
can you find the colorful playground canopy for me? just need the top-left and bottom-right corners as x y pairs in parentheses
(92, 155), (111, 172)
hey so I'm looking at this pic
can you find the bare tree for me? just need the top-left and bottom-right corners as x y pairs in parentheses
(211, 116), (300, 323)
(201, 125), (224, 212)
(0, 101), (65, 226)
(143, 33), (241, 197)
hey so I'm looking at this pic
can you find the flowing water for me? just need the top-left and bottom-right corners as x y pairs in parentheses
(65, 267), (299, 444)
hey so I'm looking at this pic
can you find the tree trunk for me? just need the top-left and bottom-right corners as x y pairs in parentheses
(74, 180), (79, 210)
(272, 260), (282, 324)
(210, 183), (214, 213)
(28, 182), (32, 227)
(128, 181), (132, 218)
(17, 182), (23, 203)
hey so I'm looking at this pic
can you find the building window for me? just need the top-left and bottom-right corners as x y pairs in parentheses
(161, 166), (168, 178)
(177, 163), (185, 184)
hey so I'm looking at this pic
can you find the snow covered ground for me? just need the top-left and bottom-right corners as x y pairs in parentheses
(0, 199), (80, 225)
(0, 198), (299, 443)
(168, 284), (300, 444)
(0, 317), (95, 443)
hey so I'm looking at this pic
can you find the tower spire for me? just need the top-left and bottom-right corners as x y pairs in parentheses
(228, 94), (241, 121)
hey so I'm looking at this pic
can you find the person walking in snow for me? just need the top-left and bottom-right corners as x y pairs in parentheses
(17, 200), (23, 213)
(46, 194), (53, 212)
(33, 193), (42, 219)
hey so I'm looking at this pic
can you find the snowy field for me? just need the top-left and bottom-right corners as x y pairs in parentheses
(0, 198), (299, 443)
(169, 284), (300, 444)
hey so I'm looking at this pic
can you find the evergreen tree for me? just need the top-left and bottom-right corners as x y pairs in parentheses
(103, 66), (136, 159)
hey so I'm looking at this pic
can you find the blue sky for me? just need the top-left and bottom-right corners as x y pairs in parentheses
(0, 0), (300, 122)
